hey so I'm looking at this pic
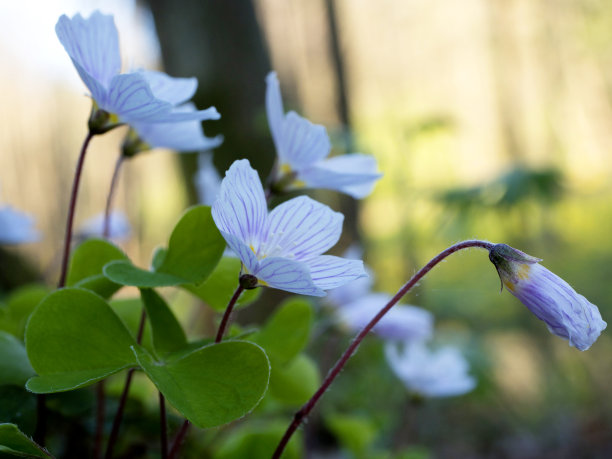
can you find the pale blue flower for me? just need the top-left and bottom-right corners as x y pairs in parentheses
(266, 72), (381, 198)
(335, 292), (434, 342)
(195, 152), (222, 206)
(56, 12), (220, 125)
(489, 243), (606, 351)
(77, 211), (131, 241)
(385, 341), (476, 398)
(0, 206), (39, 245)
(211, 159), (366, 296)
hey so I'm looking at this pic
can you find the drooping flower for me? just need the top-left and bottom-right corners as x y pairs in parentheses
(385, 341), (476, 398)
(211, 159), (366, 296)
(77, 211), (131, 242)
(56, 12), (220, 129)
(0, 206), (39, 245)
(266, 72), (381, 198)
(488, 243), (606, 351)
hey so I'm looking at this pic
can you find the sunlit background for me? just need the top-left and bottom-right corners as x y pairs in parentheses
(2, 0), (612, 457)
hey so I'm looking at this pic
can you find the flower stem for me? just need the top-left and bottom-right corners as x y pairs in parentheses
(93, 381), (106, 459)
(159, 392), (168, 459)
(168, 420), (190, 459)
(58, 130), (95, 288)
(103, 155), (125, 238)
(215, 285), (245, 343)
(104, 309), (147, 459)
(272, 239), (494, 458)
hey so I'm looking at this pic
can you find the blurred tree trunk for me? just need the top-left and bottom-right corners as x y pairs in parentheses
(144, 0), (274, 202)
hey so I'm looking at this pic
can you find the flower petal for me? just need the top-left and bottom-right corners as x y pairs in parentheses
(279, 112), (331, 169)
(211, 160), (267, 252)
(0, 206), (39, 244)
(56, 12), (120, 99)
(195, 153), (222, 206)
(106, 73), (173, 122)
(305, 255), (366, 291)
(255, 257), (324, 296)
(265, 72), (285, 157)
(132, 103), (223, 151)
(265, 196), (343, 260)
(219, 231), (259, 274)
(139, 70), (198, 105)
(298, 154), (382, 198)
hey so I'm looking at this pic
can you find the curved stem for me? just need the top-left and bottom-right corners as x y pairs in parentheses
(215, 285), (244, 343)
(104, 309), (147, 459)
(168, 420), (190, 459)
(103, 155), (125, 239)
(159, 392), (168, 459)
(272, 239), (494, 458)
(93, 381), (106, 459)
(58, 131), (95, 288)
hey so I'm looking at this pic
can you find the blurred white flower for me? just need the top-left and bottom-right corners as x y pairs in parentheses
(335, 292), (433, 342)
(195, 152), (222, 206)
(0, 206), (39, 245)
(77, 211), (131, 241)
(385, 341), (476, 398)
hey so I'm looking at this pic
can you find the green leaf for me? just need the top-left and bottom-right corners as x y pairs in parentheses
(0, 332), (34, 386)
(326, 414), (378, 456)
(0, 423), (52, 458)
(0, 387), (36, 434)
(214, 421), (302, 459)
(252, 298), (313, 365)
(109, 298), (153, 351)
(133, 341), (270, 428)
(25, 288), (137, 393)
(103, 206), (225, 288)
(66, 239), (127, 298)
(269, 354), (320, 406)
(103, 261), (186, 288)
(156, 206), (225, 283)
(139, 289), (186, 357)
(0, 285), (49, 339)
(183, 257), (260, 311)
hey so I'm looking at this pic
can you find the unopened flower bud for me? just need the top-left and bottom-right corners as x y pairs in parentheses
(488, 243), (606, 351)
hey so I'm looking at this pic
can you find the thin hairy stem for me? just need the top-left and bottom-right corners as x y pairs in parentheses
(215, 285), (244, 343)
(272, 239), (494, 458)
(58, 130), (95, 288)
(103, 155), (125, 238)
(93, 381), (106, 459)
(168, 420), (190, 459)
(104, 309), (147, 459)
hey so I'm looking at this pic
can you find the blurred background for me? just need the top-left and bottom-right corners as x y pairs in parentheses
(1, 0), (612, 457)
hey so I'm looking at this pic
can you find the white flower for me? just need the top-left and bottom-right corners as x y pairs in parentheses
(195, 152), (222, 206)
(266, 72), (381, 198)
(211, 159), (366, 296)
(385, 341), (476, 398)
(0, 206), (39, 245)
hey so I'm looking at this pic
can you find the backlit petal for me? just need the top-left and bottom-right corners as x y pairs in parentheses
(255, 257), (324, 296)
(279, 112), (331, 169)
(139, 70), (198, 105)
(305, 255), (366, 291)
(265, 72), (285, 157)
(265, 196), (343, 260)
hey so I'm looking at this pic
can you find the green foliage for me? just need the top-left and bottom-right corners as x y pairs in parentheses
(183, 257), (260, 311)
(103, 206), (225, 287)
(326, 413), (378, 457)
(252, 298), (314, 365)
(269, 354), (320, 406)
(133, 341), (270, 428)
(25, 288), (137, 393)
(0, 423), (52, 458)
(214, 421), (302, 459)
(66, 239), (127, 298)
(0, 285), (49, 339)
(139, 289), (186, 357)
(0, 332), (34, 387)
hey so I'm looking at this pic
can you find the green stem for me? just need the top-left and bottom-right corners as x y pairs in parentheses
(103, 155), (125, 239)
(272, 239), (494, 458)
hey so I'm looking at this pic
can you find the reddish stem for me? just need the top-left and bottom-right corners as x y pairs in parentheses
(215, 285), (244, 343)
(272, 239), (494, 458)
(168, 420), (190, 459)
(104, 309), (147, 459)
(58, 131), (95, 288)
(159, 392), (168, 459)
(103, 155), (125, 239)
